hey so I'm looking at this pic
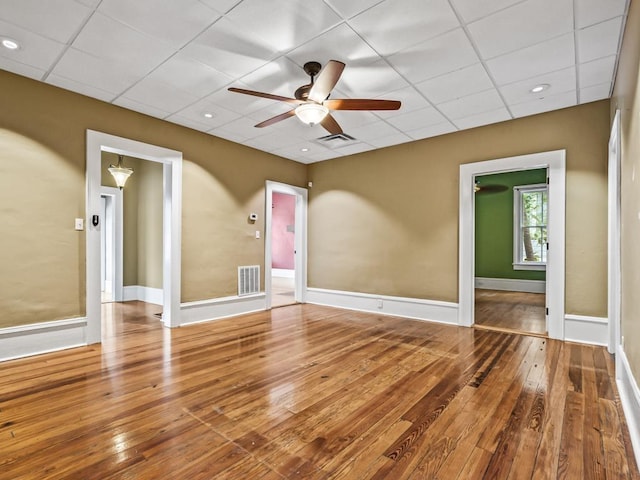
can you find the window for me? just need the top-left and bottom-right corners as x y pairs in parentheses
(513, 183), (547, 270)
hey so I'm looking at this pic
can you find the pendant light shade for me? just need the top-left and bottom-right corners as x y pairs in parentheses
(295, 103), (329, 126)
(108, 155), (133, 189)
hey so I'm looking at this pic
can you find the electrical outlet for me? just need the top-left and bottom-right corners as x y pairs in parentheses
(377, 299), (383, 309)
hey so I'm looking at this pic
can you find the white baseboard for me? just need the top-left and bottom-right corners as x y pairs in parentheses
(564, 314), (608, 346)
(272, 268), (295, 278)
(180, 293), (266, 326)
(616, 345), (640, 469)
(475, 277), (545, 293)
(306, 288), (459, 325)
(0, 318), (87, 362)
(123, 285), (163, 305)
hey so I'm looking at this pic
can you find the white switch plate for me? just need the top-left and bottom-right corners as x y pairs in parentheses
(255, 230), (260, 239)
(75, 218), (84, 231)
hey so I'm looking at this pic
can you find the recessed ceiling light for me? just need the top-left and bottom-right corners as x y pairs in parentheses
(530, 84), (550, 94)
(203, 112), (214, 118)
(301, 148), (309, 152)
(1, 38), (20, 50)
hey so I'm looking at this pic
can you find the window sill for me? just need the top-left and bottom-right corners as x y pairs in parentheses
(513, 263), (546, 271)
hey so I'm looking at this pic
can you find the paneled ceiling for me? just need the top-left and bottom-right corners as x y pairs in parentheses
(0, 0), (629, 163)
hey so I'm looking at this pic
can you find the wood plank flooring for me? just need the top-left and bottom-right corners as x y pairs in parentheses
(0, 302), (637, 479)
(475, 288), (547, 336)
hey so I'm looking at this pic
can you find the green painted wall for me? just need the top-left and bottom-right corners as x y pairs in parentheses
(475, 169), (547, 281)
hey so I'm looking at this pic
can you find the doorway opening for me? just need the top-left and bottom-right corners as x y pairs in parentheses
(473, 168), (548, 337)
(265, 181), (308, 309)
(459, 150), (565, 341)
(86, 130), (182, 344)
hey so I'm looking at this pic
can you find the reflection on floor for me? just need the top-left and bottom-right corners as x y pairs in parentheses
(272, 275), (295, 308)
(475, 288), (546, 336)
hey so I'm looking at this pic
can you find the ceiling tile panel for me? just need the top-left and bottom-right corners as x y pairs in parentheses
(0, 20), (66, 72)
(174, 98), (242, 129)
(175, 17), (275, 79)
(333, 59), (408, 98)
(0, 0), (93, 43)
(121, 77), (201, 114)
(499, 67), (576, 106)
(388, 28), (479, 83)
(146, 53), (233, 98)
(51, 47), (145, 94)
(323, 0), (386, 20)
(373, 86), (432, 119)
(113, 96), (173, 119)
(197, 0), (244, 15)
(510, 90), (576, 117)
(577, 16), (624, 63)
(46, 74), (116, 102)
(366, 132), (413, 148)
(71, 12), (175, 73)
(349, 0), (460, 56)
(165, 114), (213, 133)
(467, 0), (573, 60)
(575, 0), (627, 28)
(0, 56), (45, 80)
(486, 33), (574, 85)
(225, 0), (341, 54)
(580, 83), (611, 103)
(438, 89), (506, 119)
(452, 107), (511, 129)
(579, 55), (616, 88)
(285, 24), (379, 70)
(415, 63), (494, 104)
(406, 121), (457, 140)
(386, 106), (448, 131)
(449, 0), (524, 23)
(98, 0), (220, 49)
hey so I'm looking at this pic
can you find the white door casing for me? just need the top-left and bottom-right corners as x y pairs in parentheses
(86, 130), (182, 343)
(459, 150), (566, 339)
(608, 110), (622, 354)
(264, 181), (308, 309)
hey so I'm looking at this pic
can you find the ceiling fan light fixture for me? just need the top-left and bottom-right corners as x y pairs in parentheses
(295, 103), (328, 126)
(108, 155), (134, 189)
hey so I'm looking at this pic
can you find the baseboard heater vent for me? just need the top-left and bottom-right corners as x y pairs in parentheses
(238, 265), (260, 296)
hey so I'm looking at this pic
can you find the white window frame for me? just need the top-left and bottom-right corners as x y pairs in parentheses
(513, 183), (547, 271)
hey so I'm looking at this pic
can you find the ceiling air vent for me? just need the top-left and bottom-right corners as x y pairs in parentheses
(315, 132), (360, 149)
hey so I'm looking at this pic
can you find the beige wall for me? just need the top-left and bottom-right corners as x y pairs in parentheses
(101, 153), (163, 289)
(611, 0), (640, 387)
(308, 100), (610, 317)
(0, 70), (306, 328)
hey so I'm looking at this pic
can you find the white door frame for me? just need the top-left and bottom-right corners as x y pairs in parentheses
(608, 109), (622, 354)
(100, 186), (123, 302)
(459, 150), (566, 340)
(264, 181), (308, 309)
(86, 130), (182, 343)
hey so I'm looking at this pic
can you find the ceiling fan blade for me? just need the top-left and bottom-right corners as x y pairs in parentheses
(255, 109), (296, 128)
(324, 99), (401, 111)
(308, 60), (346, 103)
(475, 184), (509, 194)
(228, 87), (303, 105)
(320, 113), (343, 135)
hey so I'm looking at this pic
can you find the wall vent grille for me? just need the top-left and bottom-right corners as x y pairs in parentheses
(238, 265), (260, 296)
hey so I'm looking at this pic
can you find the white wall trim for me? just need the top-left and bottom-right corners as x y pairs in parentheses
(608, 109), (622, 354)
(475, 277), (545, 293)
(122, 286), (164, 305)
(87, 130), (182, 342)
(306, 288), (459, 325)
(616, 345), (640, 468)
(265, 181), (308, 310)
(0, 318), (87, 362)
(564, 314), (608, 346)
(272, 268), (295, 278)
(459, 150), (566, 339)
(180, 294), (267, 326)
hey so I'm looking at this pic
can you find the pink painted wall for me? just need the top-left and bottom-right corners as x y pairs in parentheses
(272, 192), (295, 270)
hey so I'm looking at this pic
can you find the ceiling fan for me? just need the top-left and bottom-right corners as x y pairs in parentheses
(228, 60), (401, 135)
(474, 181), (509, 194)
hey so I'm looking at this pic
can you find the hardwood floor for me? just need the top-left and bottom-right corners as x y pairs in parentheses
(1, 302), (637, 479)
(475, 288), (547, 336)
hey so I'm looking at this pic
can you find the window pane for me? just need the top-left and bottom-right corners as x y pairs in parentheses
(521, 226), (547, 262)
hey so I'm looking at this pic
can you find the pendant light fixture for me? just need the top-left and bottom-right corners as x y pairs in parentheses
(295, 103), (329, 126)
(108, 155), (133, 189)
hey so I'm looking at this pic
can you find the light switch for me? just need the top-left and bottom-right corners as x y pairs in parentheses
(255, 230), (260, 239)
(75, 218), (84, 231)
